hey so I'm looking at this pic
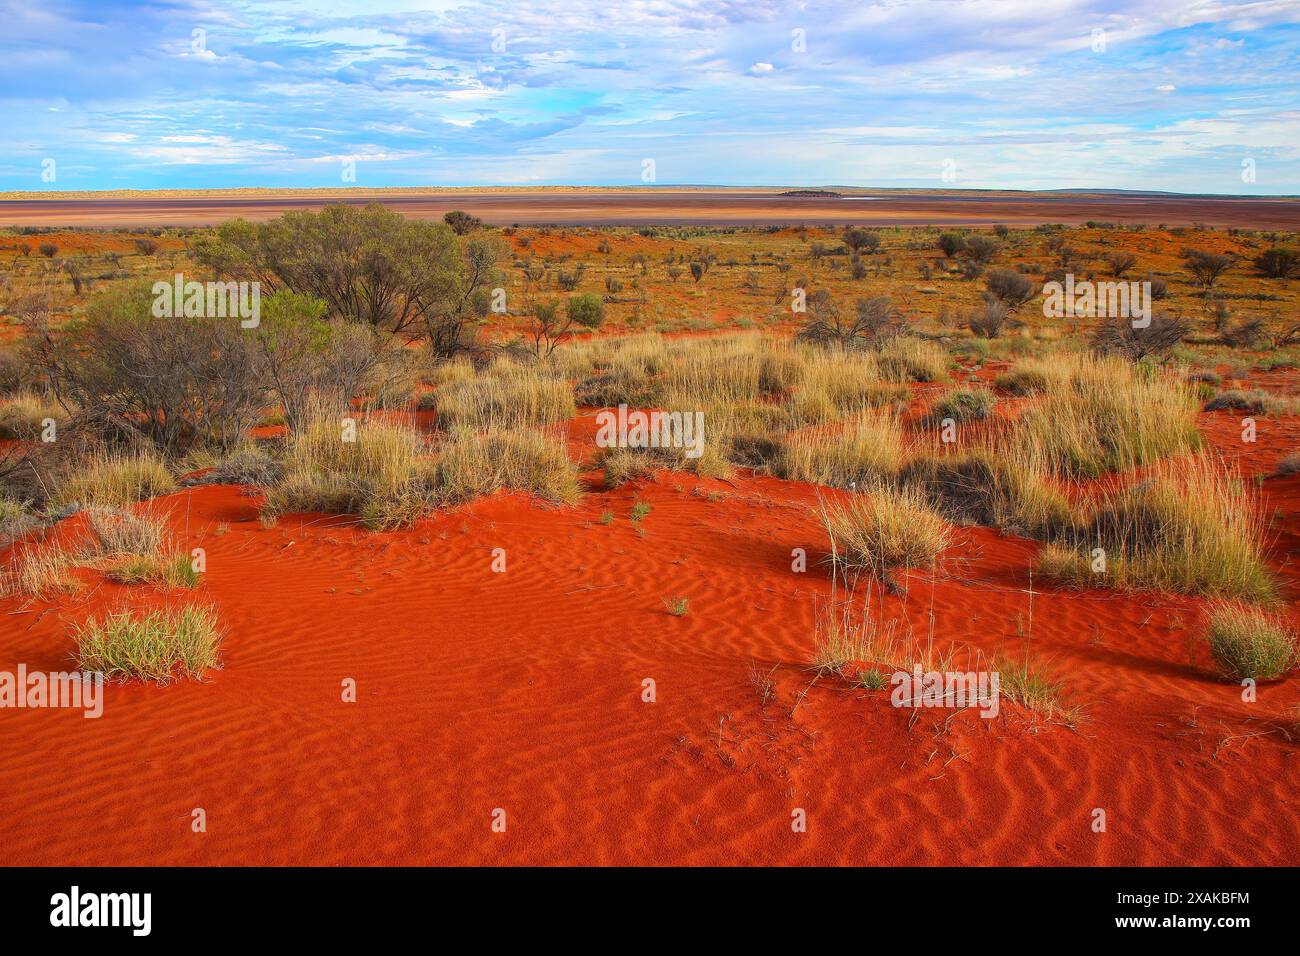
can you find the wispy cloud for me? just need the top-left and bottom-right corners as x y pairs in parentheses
(0, 0), (1297, 192)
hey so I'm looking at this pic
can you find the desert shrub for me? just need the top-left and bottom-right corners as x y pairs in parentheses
(1183, 249), (1233, 289)
(842, 227), (881, 254)
(0, 544), (80, 597)
(966, 300), (1010, 339)
(963, 234), (999, 264)
(191, 203), (505, 356)
(797, 295), (906, 350)
(568, 293), (605, 329)
(1091, 312), (1188, 361)
(0, 496), (37, 546)
(820, 484), (953, 578)
(31, 282), (265, 452)
(0, 348), (32, 395)
(53, 449), (176, 509)
(1252, 247), (1297, 280)
(600, 447), (657, 487)
(247, 290), (348, 433)
(1219, 317), (1268, 349)
(992, 654), (1078, 725)
(1039, 454), (1274, 602)
(443, 210), (482, 235)
(777, 408), (904, 487)
(1107, 252), (1137, 278)
(1204, 603), (1297, 680)
(436, 426), (579, 505)
(38, 242), (57, 258)
(436, 360), (575, 429)
(983, 268), (1034, 310)
(81, 506), (167, 558)
(937, 233), (965, 258)
(73, 604), (223, 683)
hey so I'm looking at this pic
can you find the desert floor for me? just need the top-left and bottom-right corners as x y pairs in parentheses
(1, 211), (1298, 865)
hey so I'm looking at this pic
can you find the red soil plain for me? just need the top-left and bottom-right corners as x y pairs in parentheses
(1, 193), (1298, 867)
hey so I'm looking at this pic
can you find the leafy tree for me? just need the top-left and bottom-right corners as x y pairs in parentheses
(191, 203), (504, 356)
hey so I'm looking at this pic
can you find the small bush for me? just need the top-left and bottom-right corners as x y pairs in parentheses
(568, 293), (606, 329)
(983, 269), (1034, 311)
(1252, 247), (1297, 280)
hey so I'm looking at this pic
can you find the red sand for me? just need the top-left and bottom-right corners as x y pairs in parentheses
(1, 405), (1298, 865)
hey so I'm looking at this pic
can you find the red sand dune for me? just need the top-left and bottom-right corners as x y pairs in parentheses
(1, 404), (1298, 866)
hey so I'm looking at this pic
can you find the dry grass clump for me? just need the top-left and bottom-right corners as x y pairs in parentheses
(1014, 355), (1199, 477)
(876, 337), (952, 383)
(0, 391), (63, 439)
(0, 496), (38, 546)
(183, 442), (283, 487)
(262, 413), (435, 528)
(1277, 450), (1300, 475)
(0, 544), (80, 597)
(820, 485), (953, 578)
(73, 603), (223, 683)
(435, 360), (576, 428)
(1037, 453), (1275, 603)
(901, 446), (1071, 539)
(428, 354), (478, 388)
(1203, 602), (1297, 680)
(811, 600), (897, 677)
(994, 364), (1051, 396)
(786, 350), (906, 424)
(1204, 388), (1300, 417)
(928, 386), (996, 424)
(52, 449), (176, 509)
(436, 426), (580, 505)
(2, 507), (200, 592)
(993, 654), (1080, 726)
(778, 407), (905, 487)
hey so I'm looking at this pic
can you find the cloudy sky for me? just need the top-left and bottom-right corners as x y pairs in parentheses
(2, 0), (1298, 193)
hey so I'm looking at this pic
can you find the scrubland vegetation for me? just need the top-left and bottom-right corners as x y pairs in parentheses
(2, 209), (1298, 689)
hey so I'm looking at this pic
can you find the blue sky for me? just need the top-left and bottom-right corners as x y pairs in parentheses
(2, 0), (1298, 193)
